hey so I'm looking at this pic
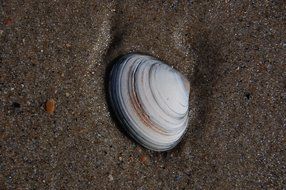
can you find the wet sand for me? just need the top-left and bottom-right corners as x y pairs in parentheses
(1, 1), (286, 189)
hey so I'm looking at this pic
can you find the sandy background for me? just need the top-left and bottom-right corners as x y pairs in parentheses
(1, 0), (286, 189)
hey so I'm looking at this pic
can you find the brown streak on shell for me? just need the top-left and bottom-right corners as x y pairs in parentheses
(129, 69), (165, 134)
(126, 63), (154, 129)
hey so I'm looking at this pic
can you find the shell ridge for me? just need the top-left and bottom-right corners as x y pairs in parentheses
(150, 64), (188, 117)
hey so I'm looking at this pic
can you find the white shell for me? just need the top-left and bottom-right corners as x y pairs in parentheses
(109, 54), (190, 151)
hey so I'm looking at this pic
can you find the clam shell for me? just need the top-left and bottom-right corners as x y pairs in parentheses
(109, 54), (190, 151)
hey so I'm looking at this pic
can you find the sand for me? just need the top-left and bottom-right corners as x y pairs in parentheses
(1, 0), (286, 189)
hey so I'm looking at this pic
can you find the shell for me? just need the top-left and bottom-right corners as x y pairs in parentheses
(109, 54), (190, 151)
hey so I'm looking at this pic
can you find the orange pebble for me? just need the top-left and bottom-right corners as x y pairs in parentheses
(139, 155), (149, 165)
(45, 99), (56, 114)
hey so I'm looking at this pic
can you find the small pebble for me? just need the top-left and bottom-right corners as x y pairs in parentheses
(65, 92), (70, 97)
(175, 175), (182, 181)
(128, 156), (134, 163)
(3, 18), (13, 26)
(139, 155), (149, 165)
(244, 92), (251, 100)
(135, 146), (142, 153)
(65, 43), (71, 48)
(12, 102), (21, 108)
(108, 174), (114, 181)
(45, 99), (56, 114)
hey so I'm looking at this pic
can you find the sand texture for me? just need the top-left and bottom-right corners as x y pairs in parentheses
(1, 0), (286, 189)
